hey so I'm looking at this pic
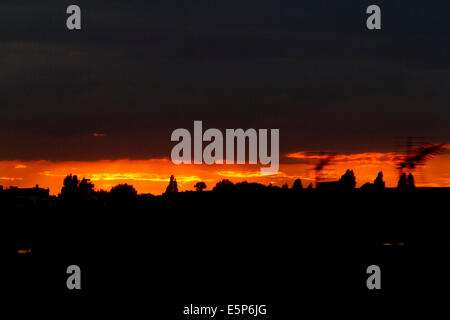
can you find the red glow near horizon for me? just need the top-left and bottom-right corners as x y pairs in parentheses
(0, 151), (449, 195)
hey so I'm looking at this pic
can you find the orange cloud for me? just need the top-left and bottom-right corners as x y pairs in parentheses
(0, 176), (23, 181)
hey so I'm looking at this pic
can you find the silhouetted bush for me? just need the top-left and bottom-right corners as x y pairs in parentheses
(234, 181), (266, 193)
(213, 179), (234, 192)
(110, 184), (137, 202)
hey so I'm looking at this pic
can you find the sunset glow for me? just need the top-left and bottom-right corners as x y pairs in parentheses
(1, 151), (449, 195)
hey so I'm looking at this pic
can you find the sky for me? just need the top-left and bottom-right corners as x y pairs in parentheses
(0, 1), (449, 194)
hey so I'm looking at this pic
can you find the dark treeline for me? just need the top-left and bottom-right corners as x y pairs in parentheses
(62, 169), (417, 197)
(0, 169), (426, 209)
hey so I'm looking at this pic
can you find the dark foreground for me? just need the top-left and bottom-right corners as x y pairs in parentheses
(3, 189), (449, 313)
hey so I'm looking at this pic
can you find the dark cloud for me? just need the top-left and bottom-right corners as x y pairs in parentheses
(0, 0), (449, 161)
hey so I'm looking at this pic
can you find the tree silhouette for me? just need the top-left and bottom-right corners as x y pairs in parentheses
(374, 171), (385, 190)
(212, 179), (234, 192)
(61, 174), (95, 199)
(110, 184), (137, 201)
(78, 178), (95, 196)
(397, 172), (407, 190)
(291, 179), (303, 192)
(339, 169), (356, 189)
(360, 182), (371, 191)
(194, 181), (207, 192)
(407, 173), (415, 190)
(61, 174), (79, 195)
(164, 175), (178, 194)
(234, 181), (266, 193)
